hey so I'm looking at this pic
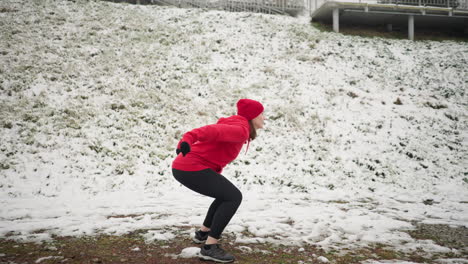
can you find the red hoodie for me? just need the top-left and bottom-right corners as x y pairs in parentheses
(172, 115), (250, 174)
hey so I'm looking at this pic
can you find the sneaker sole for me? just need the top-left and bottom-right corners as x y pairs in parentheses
(199, 255), (234, 263)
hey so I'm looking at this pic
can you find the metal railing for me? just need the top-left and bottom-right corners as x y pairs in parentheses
(307, 0), (468, 10)
(111, 0), (468, 13)
(378, 0), (462, 8)
(151, 0), (305, 14)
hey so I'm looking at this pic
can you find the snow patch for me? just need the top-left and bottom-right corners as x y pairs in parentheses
(143, 230), (176, 242)
(35, 256), (64, 263)
(178, 247), (201, 258)
(317, 256), (329, 263)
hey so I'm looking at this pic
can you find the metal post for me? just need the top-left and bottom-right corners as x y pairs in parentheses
(333, 8), (339, 33)
(386, 23), (393, 32)
(408, 15), (414, 40)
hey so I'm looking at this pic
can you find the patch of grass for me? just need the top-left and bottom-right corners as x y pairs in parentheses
(0, 7), (18, 13)
(326, 244), (432, 264)
(1, 227), (466, 264)
(312, 21), (332, 33)
(311, 22), (468, 42)
(0, 232), (162, 264)
(407, 223), (468, 254)
(328, 200), (350, 204)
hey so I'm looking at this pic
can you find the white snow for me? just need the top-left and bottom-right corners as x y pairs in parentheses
(317, 256), (330, 263)
(178, 247), (202, 258)
(362, 261), (420, 264)
(0, 0), (467, 262)
(165, 246), (201, 259)
(143, 229), (176, 242)
(434, 259), (468, 264)
(238, 245), (253, 252)
(35, 256), (64, 263)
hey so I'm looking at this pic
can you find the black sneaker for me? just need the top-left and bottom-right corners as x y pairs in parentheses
(200, 244), (235, 263)
(193, 230), (209, 244)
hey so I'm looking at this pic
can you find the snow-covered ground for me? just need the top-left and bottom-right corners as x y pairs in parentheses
(0, 0), (467, 261)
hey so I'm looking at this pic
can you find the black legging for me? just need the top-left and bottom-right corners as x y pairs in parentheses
(172, 168), (243, 239)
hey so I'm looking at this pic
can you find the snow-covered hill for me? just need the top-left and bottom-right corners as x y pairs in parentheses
(0, 0), (466, 258)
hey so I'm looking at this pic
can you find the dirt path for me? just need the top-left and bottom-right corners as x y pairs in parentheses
(1, 224), (467, 264)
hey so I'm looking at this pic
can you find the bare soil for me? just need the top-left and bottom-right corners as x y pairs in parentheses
(1, 224), (467, 264)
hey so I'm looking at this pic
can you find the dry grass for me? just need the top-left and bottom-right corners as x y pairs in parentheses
(1, 224), (467, 263)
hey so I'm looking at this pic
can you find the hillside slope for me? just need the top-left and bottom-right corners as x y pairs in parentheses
(0, 0), (467, 258)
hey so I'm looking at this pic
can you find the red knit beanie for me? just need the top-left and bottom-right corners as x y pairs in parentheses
(237, 99), (264, 121)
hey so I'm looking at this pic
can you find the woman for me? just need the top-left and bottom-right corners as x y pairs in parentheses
(172, 99), (265, 263)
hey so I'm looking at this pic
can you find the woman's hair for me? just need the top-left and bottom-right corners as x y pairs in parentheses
(248, 120), (257, 140)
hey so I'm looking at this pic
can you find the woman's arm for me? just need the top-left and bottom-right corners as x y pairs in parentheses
(181, 123), (249, 145)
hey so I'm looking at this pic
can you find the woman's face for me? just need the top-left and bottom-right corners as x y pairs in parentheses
(252, 112), (265, 130)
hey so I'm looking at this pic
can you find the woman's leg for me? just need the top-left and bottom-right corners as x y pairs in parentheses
(172, 168), (243, 241)
(203, 199), (222, 230)
(200, 225), (210, 232)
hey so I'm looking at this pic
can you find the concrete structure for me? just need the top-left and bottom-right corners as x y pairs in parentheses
(333, 8), (340, 31)
(409, 14), (414, 39)
(310, 0), (468, 40)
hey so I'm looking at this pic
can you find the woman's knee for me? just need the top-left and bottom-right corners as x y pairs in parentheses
(232, 188), (243, 205)
(224, 186), (242, 204)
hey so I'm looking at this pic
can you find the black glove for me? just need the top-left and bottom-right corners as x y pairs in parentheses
(176, 141), (190, 157)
